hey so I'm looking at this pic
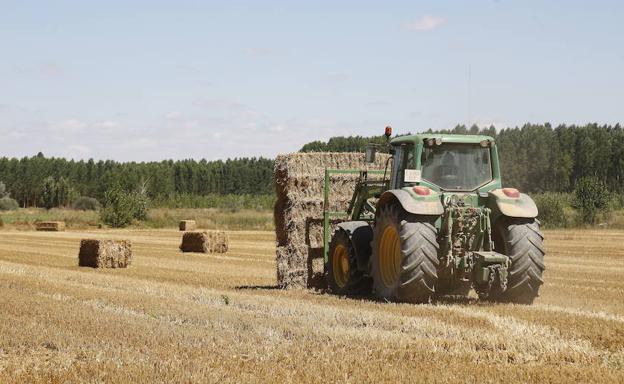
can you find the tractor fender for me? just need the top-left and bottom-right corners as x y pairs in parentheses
(377, 189), (444, 216)
(488, 189), (538, 218)
(336, 221), (373, 270)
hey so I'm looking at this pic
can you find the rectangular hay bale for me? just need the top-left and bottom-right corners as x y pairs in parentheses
(78, 239), (132, 268)
(35, 221), (66, 232)
(274, 152), (389, 289)
(180, 230), (229, 253)
(179, 220), (197, 231)
(276, 244), (325, 289)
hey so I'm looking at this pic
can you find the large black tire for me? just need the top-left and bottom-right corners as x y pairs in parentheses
(326, 229), (371, 295)
(491, 218), (545, 304)
(370, 205), (439, 303)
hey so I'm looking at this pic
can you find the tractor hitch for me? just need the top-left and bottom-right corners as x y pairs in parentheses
(472, 251), (509, 299)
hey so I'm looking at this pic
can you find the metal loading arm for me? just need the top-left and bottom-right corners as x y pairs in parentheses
(323, 169), (386, 264)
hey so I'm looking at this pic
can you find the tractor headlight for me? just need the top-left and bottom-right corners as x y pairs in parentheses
(426, 138), (443, 146)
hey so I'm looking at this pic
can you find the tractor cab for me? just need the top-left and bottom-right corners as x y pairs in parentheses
(383, 134), (502, 193)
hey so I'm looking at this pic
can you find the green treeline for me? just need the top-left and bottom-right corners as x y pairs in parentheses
(0, 123), (623, 209)
(300, 135), (390, 153)
(301, 123), (624, 193)
(0, 154), (274, 207)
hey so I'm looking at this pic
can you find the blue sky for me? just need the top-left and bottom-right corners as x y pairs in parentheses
(1, 0), (622, 161)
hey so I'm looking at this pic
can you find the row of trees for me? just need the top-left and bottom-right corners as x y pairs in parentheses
(0, 154), (274, 207)
(0, 123), (621, 210)
(301, 123), (624, 194)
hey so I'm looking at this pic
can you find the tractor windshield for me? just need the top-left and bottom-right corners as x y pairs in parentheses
(421, 143), (492, 191)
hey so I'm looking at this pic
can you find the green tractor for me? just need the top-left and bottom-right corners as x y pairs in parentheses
(324, 129), (545, 304)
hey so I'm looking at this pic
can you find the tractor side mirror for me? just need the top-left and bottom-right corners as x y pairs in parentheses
(365, 145), (377, 164)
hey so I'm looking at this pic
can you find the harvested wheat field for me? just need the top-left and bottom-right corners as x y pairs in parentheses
(0, 228), (622, 383)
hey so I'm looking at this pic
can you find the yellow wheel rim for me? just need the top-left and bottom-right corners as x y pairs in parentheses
(332, 244), (350, 288)
(379, 225), (401, 288)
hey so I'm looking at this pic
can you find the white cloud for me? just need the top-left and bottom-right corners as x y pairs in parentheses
(50, 119), (86, 133)
(194, 99), (247, 110)
(119, 137), (158, 150)
(404, 15), (446, 31)
(93, 120), (120, 129)
(68, 144), (92, 156)
(164, 111), (181, 120)
(0, 100), (357, 161)
(162, 112), (200, 130)
(49, 119), (123, 135)
(269, 124), (286, 132)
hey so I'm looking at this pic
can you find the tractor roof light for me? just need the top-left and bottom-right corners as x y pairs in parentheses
(413, 186), (431, 196)
(503, 188), (520, 198)
(480, 140), (490, 148)
(385, 126), (392, 137)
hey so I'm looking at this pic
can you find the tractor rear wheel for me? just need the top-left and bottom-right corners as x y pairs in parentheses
(491, 218), (545, 304)
(326, 229), (370, 295)
(371, 205), (439, 303)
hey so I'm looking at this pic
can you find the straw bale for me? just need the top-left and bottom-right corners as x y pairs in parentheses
(207, 230), (229, 253)
(78, 239), (132, 268)
(278, 176), (365, 200)
(274, 152), (389, 288)
(179, 220), (197, 231)
(35, 221), (66, 232)
(276, 244), (326, 289)
(180, 230), (229, 253)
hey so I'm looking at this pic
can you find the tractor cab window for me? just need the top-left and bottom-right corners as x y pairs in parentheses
(421, 143), (492, 191)
(390, 144), (415, 188)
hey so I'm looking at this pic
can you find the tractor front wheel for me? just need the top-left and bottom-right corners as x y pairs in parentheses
(326, 229), (370, 295)
(371, 205), (439, 303)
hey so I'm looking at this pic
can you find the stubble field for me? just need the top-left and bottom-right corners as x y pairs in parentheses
(0, 228), (622, 383)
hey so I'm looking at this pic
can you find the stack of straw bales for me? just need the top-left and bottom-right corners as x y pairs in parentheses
(274, 152), (389, 289)
(180, 230), (229, 253)
(78, 239), (132, 268)
(179, 220), (197, 231)
(35, 221), (66, 232)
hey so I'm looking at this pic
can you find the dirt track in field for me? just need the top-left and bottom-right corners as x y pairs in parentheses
(0, 229), (622, 383)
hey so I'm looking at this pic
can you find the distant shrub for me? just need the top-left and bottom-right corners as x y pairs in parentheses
(133, 193), (149, 221)
(572, 177), (610, 225)
(609, 193), (624, 211)
(101, 186), (150, 228)
(0, 197), (19, 211)
(533, 193), (569, 228)
(72, 196), (100, 211)
(152, 193), (275, 211)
